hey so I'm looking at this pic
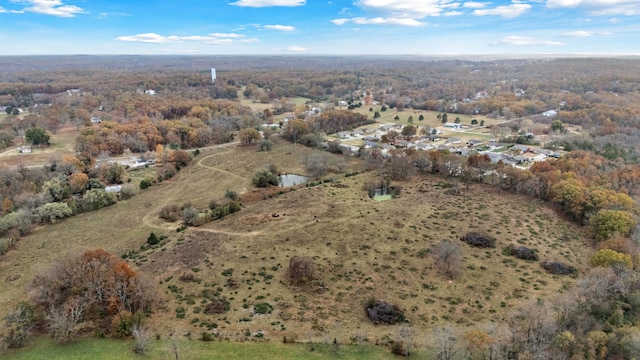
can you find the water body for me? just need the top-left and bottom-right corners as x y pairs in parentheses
(279, 174), (309, 187)
(373, 187), (394, 201)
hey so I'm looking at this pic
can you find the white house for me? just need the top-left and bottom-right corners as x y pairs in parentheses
(542, 110), (557, 117)
(443, 123), (462, 129)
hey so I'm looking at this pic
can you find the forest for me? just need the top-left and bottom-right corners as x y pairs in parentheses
(2, 55), (640, 358)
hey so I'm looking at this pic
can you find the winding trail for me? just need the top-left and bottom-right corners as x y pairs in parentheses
(141, 141), (263, 237)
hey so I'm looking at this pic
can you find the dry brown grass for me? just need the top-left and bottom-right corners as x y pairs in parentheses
(0, 136), (592, 345)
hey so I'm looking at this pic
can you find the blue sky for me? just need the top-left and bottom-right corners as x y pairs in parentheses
(1, 0), (639, 55)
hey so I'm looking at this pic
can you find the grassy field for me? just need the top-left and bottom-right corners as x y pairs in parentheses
(0, 135), (592, 348)
(5, 337), (399, 360)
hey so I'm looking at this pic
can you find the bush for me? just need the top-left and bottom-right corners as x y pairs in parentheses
(119, 186), (136, 200)
(2, 301), (35, 349)
(504, 245), (539, 261)
(147, 232), (159, 246)
(432, 240), (462, 279)
(225, 189), (239, 200)
(461, 232), (496, 248)
(139, 179), (151, 190)
(542, 261), (576, 275)
(252, 169), (279, 187)
(366, 299), (405, 325)
(590, 249), (633, 269)
(38, 202), (73, 223)
(111, 311), (134, 338)
(289, 256), (315, 285)
(204, 298), (230, 315)
(159, 204), (181, 222)
(254, 302), (273, 315)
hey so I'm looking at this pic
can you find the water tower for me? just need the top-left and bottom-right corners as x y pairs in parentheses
(211, 68), (216, 83)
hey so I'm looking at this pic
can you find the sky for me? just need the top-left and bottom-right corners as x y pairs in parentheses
(0, 0), (639, 55)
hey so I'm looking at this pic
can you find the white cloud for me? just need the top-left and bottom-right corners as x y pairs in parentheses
(463, 2), (489, 8)
(97, 12), (131, 19)
(0, 6), (5, 13)
(561, 30), (612, 36)
(286, 45), (307, 52)
(443, 11), (463, 16)
(240, 38), (260, 43)
(562, 30), (594, 37)
(209, 32), (245, 38)
(356, 0), (459, 18)
(229, 0), (305, 7)
(547, 0), (640, 15)
(496, 35), (564, 46)
(332, 17), (426, 26)
(116, 32), (246, 45)
(473, 3), (531, 18)
(264, 24), (296, 31)
(331, 18), (350, 25)
(20, 0), (86, 17)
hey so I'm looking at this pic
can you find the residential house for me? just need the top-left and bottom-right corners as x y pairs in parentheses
(542, 110), (557, 117)
(511, 144), (531, 153)
(447, 137), (463, 145)
(467, 139), (483, 147)
(443, 123), (462, 129)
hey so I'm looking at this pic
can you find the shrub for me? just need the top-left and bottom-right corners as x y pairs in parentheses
(598, 237), (636, 255)
(38, 202), (73, 223)
(504, 245), (539, 261)
(80, 188), (115, 212)
(253, 169), (279, 187)
(225, 189), (239, 200)
(119, 186), (136, 200)
(590, 249), (633, 269)
(254, 302), (273, 315)
(289, 256), (315, 285)
(366, 299), (405, 325)
(159, 204), (181, 222)
(111, 311), (134, 338)
(146, 232), (160, 245)
(432, 240), (462, 279)
(2, 301), (35, 349)
(139, 179), (151, 190)
(542, 261), (576, 275)
(461, 232), (496, 248)
(204, 298), (230, 315)
(201, 332), (214, 341)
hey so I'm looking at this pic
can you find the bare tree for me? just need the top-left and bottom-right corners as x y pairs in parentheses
(392, 325), (415, 356)
(431, 240), (463, 279)
(434, 325), (460, 360)
(289, 256), (315, 285)
(132, 323), (149, 354)
(305, 153), (328, 178)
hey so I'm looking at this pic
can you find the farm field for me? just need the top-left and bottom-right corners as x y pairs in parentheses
(0, 136), (592, 353)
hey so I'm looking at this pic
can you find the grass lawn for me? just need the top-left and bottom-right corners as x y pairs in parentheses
(4, 337), (400, 360)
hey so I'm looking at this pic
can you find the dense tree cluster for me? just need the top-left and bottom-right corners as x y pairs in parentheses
(28, 249), (156, 342)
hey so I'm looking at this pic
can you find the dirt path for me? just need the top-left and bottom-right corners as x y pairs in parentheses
(196, 147), (246, 181)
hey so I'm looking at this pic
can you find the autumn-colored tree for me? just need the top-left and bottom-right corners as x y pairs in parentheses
(30, 249), (157, 342)
(238, 127), (260, 144)
(68, 172), (89, 194)
(589, 209), (637, 241)
(590, 248), (633, 269)
(597, 237), (636, 255)
(463, 329), (493, 359)
(550, 178), (589, 221)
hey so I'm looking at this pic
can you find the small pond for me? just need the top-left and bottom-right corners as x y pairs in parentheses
(372, 187), (394, 201)
(279, 174), (309, 187)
